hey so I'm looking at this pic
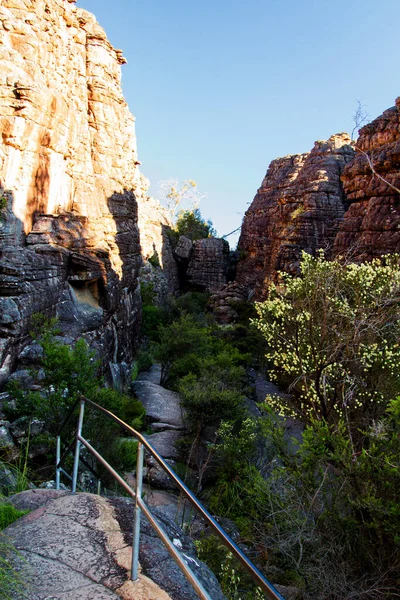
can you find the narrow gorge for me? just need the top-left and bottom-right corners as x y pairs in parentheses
(1, 2), (400, 600)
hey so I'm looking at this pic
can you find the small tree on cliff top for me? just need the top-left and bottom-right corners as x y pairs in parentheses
(157, 178), (207, 224)
(175, 208), (216, 240)
(253, 252), (400, 432)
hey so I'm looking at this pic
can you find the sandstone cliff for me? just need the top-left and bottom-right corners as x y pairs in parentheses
(236, 134), (355, 299)
(0, 0), (146, 382)
(334, 97), (400, 259)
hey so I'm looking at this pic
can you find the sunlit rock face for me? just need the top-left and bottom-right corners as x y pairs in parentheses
(0, 0), (146, 382)
(335, 97), (400, 259)
(236, 134), (354, 299)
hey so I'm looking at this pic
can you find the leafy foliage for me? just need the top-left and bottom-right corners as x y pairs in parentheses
(7, 319), (145, 487)
(157, 313), (211, 387)
(8, 335), (99, 435)
(175, 208), (216, 241)
(195, 537), (264, 600)
(0, 535), (27, 600)
(254, 252), (400, 432)
(0, 505), (28, 531)
(0, 194), (7, 220)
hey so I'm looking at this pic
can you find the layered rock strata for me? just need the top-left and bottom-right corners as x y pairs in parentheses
(209, 281), (249, 323)
(236, 134), (354, 299)
(0, 0), (144, 381)
(335, 97), (400, 259)
(173, 236), (229, 292)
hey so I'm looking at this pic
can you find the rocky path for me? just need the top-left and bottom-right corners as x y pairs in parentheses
(4, 369), (225, 600)
(132, 365), (186, 488)
(5, 489), (172, 600)
(6, 488), (224, 600)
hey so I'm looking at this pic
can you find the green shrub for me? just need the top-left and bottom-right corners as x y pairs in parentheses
(114, 439), (138, 472)
(0, 504), (28, 531)
(0, 535), (26, 599)
(175, 208), (216, 241)
(136, 350), (154, 373)
(216, 403), (400, 598)
(6, 320), (146, 488)
(8, 334), (100, 435)
(0, 195), (7, 220)
(148, 251), (160, 268)
(172, 291), (210, 317)
(254, 252), (400, 433)
(195, 537), (264, 600)
(94, 388), (145, 430)
(179, 373), (244, 433)
(141, 305), (164, 342)
(157, 313), (212, 386)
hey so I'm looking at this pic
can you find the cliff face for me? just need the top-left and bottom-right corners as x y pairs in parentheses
(334, 97), (400, 259)
(236, 98), (400, 299)
(236, 134), (354, 298)
(0, 0), (145, 382)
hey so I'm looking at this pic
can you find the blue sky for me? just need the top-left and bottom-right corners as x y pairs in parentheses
(78, 0), (400, 245)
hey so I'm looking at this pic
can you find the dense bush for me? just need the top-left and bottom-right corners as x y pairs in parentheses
(0, 535), (26, 600)
(7, 320), (145, 485)
(205, 399), (400, 598)
(254, 252), (400, 434)
(166, 208), (216, 247)
(175, 208), (216, 241)
(157, 313), (212, 387)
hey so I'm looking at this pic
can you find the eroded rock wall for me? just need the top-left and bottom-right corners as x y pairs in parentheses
(186, 237), (230, 292)
(0, 0), (144, 382)
(236, 134), (354, 299)
(335, 97), (400, 259)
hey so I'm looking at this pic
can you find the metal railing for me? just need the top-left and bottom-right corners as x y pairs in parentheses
(56, 395), (285, 600)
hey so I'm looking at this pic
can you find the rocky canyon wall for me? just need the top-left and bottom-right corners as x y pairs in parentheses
(236, 134), (355, 298)
(0, 0), (147, 382)
(236, 97), (400, 300)
(334, 97), (400, 259)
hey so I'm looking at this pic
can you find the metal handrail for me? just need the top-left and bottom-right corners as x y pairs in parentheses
(57, 395), (285, 600)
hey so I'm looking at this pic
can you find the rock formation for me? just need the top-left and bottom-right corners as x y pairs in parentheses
(172, 235), (230, 292)
(236, 133), (355, 299)
(335, 97), (400, 259)
(209, 281), (249, 323)
(0, 0), (146, 382)
(6, 489), (225, 600)
(186, 237), (229, 291)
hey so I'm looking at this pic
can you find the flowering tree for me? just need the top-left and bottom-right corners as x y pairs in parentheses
(254, 252), (400, 431)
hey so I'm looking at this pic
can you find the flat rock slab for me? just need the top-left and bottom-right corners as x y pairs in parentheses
(5, 490), (171, 600)
(132, 381), (184, 428)
(111, 497), (225, 600)
(10, 488), (70, 511)
(137, 364), (161, 385)
(145, 429), (183, 460)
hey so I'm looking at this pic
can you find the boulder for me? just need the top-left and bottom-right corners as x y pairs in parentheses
(186, 237), (230, 292)
(132, 380), (184, 429)
(174, 236), (193, 264)
(145, 430), (183, 460)
(6, 489), (224, 600)
(0, 421), (14, 449)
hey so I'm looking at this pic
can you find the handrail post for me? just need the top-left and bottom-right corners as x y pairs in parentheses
(131, 441), (144, 580)
(55, 436), (61, 490)
(72, 398), (85, 494)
